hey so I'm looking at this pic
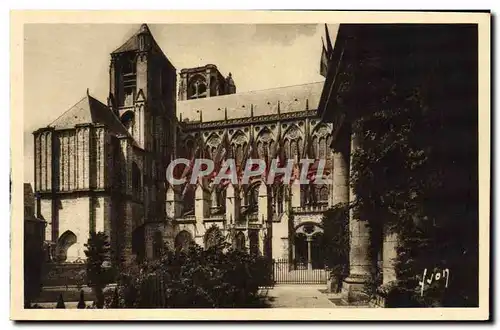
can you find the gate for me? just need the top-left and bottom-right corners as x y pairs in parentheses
(272, 259), (328, 284)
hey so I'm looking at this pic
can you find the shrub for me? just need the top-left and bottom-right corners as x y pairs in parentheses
(108, 242), (271, 308)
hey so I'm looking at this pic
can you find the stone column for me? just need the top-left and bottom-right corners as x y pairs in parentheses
(342, 128), (372, 302)
(291, 180), (302, 208)
(307, 236), (313, 270)
(258, 184), (268, 225)
(332, 148), (349, 206)
(195, 183), (210, 222)
(225, 184), (239, 224)
(166, 186), (181, 219)
(382, 231), (399, 284)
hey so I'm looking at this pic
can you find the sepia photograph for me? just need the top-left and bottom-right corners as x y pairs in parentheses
(11, 10), (490, 321)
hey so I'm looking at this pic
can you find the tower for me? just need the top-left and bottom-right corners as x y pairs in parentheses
(108, 24), (178, 254)
(178, 64), (236, 101)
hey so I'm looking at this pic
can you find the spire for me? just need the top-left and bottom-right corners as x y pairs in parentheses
(224, 107), (228, 121)
(139, 24), (150, 35)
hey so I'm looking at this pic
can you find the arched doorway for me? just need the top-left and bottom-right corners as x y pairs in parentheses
(293, 223), (324, 270)
(55, 230), (77, 262)
(174, 230), (193, 253)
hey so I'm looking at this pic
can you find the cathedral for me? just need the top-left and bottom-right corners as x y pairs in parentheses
(33, 24), (335, 270)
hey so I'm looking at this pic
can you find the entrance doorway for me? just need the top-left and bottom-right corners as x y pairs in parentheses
(292, 223), (324, 270)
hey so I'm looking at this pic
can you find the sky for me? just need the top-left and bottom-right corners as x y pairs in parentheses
(23, 23), (338, 185)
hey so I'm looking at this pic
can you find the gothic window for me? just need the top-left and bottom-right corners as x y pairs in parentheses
(284, 140), (290, 159)
(121, 111), (135, 134)
(234, 232), (246, 251)
(121, 53), (136, 107)
(248, 230), (259, 256)
(188, 75), (207, 99)
(174, 231), (193, 253)
(182, 185), (195, 214)
(274, 184), (284, 214)
(316, 185), (329, 204)
(216, 187), (226, 210)
(290, 140), (298, 160)
(205, 226), (223, 249)
(55, 230), (77, 262)
(247, 184), (259, 213)
(319, 137), (326, 158)
(312, 136), (319, 158)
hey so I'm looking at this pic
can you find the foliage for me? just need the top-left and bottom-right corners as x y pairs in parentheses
(348, 40), (479, 308)
(84, 232), (113, 287)
(23, 225), (46, 307)
(320, 204), (349, 281)
(84, 231), (114, 308)
(107, 239), (271, 308)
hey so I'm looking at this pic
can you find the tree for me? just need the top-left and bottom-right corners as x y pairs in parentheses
(84, 231), (112, 308)
(348, 25), (478, 306)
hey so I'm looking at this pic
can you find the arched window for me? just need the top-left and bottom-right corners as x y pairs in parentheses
(247, 184), (259, 213)
(205, 226), (223, 249)
(234, 231), (246, 251)
(248, 230), (259, 256)
(120, 111), (135, 133)
(188, 75), (207, 99)
(316, 185), (329, 204)
(55, 230), (77, 262)
(174, 231), (193, 253)
(182, 184), (195, 214)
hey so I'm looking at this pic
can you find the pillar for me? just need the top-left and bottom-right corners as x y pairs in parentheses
(166, 185), (181, 219)
(307, 236), (313, 270)
(342, 127), (372, 302)
(225, 184), (239, 224)
(291, 180), (301, 208)
(332, 149), (349, 206)
(382, 231), (399, 284)
(258, 184), (268, 225)
(195, 182), (210, 222)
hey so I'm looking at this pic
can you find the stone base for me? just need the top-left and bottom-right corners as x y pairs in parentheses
(341, 275), (370, 303)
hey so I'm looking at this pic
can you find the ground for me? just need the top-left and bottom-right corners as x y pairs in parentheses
(260, 284), (336, 308)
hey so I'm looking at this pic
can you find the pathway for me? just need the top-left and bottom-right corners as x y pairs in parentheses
(261, 284), (336, 308)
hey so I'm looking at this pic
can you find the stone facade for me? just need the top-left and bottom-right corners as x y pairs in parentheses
(33, 23), (336, 270)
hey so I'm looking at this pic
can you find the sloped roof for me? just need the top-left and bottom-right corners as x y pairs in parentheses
(112, 24), (152, 54)
(177, 81), (324, 123)
(49, 93), (131, 138)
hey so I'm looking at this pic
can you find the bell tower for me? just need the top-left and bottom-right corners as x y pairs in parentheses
(108, 24), (177, 152)
(178, 64), (236, 101)
(108, 23), (177, 224)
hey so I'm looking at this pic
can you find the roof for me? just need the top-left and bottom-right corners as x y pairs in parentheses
(48, 93), (131, 138)
(177, 81), (324, 123)
(111, 24), (176, 71)
(112, 24), (149, 54)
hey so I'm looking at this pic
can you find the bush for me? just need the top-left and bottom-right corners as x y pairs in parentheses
(107, 243), (271, 308)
